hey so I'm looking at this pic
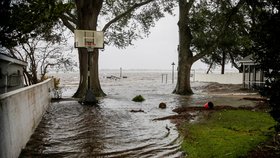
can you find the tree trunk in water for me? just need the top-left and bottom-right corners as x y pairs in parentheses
(173, 0), (194, 95)
(174, 60), (193, 95)
(73, 49), (88, 98)
(221, 51), (225, 74)
(90, 49), (106, 97)
(74, 0), (105, 98)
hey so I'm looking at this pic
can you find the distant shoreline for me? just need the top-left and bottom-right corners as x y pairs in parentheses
(47, 68), (239, 74)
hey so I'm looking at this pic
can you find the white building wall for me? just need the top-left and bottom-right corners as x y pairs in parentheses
(0, 79), (54, 158)
(193, 73), (243, 84)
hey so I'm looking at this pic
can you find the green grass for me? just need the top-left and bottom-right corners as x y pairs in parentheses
(181, 110), (276, 158)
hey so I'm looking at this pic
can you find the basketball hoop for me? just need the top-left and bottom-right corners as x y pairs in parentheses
(85, 43), (96, 52)
(74, 30), (104, 49)
(73, 29), (104, 105)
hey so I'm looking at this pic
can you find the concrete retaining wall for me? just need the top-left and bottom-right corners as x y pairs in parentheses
(193, 73), (243, 84)
(0, 79), (54, 158)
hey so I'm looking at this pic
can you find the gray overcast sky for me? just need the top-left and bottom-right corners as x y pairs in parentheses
(99, 9), (207, 70)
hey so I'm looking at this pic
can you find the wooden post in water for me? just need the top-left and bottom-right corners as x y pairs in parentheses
(171, 62), (175, 84)
(162, 74), (168, 83)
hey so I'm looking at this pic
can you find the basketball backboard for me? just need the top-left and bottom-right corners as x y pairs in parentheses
(74, 30), (104, 49)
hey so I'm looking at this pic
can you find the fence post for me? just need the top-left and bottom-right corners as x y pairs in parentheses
(161, 74), (168, 83)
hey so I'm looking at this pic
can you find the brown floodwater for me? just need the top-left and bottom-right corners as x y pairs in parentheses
(19, 71), (247, 157)
(20, 98), (185, 157)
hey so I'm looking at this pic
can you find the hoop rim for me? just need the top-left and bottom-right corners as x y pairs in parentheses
(86, 47), (95, 52)
(85, 43), (96, 52)
(84, 43), (96, 47)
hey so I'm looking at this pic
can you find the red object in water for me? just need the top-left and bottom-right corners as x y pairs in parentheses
(204, 102), (214, 109)
(204, 102), (209, 109)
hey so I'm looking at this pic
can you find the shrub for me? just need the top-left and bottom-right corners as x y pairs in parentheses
(132, 95), (145, 102)
(53, 77), (60, 89)
(259, 78), (280, 132)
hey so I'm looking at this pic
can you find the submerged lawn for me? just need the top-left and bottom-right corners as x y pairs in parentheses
(180, 110), (276, 158)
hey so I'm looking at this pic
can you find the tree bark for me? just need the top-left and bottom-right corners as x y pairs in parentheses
(173, 0), (194, 95)
(74, 0), (105, 97)
(206, 62), (213, 74)
(91, 49), (105, 97)
(73, 48), (88, 98)
(221, 51), (226, 74)
(229, 52), (242, 72)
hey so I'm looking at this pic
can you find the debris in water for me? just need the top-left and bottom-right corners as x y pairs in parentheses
(130, 109), (145, 113)
(159, 102), (167, 109)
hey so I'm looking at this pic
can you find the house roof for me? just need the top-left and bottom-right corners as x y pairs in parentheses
(239, 54), (260, 66)
(0, 53), (28, 66)
(239, 54), (254, 63)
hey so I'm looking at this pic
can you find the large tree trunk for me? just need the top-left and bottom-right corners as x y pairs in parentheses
(73, 49), (88, 98)
(174, 59), (193, 95)
(90, 49), (106, 97)
(221, 51), (226, 74)
(173, 0), (194, 95)
(74, 0), (105, 98)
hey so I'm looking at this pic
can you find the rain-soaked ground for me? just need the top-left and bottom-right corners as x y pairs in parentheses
(19, 70), (256, 157)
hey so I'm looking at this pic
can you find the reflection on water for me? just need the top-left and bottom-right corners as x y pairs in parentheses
(20, 70), (210, 158)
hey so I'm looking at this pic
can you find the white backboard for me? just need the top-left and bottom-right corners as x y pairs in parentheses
(74, 30), (104, 49)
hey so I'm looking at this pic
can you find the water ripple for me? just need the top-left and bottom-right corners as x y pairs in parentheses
(20, 71), (199, 157)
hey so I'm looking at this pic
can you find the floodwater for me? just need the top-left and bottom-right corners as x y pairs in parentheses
(19, 70), (217, 157)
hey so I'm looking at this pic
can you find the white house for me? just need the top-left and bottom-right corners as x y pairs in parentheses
(0, 53), (27, 94)
(239, 54), (265, 89)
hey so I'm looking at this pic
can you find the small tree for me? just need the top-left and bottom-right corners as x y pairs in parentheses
(0, 0), (75, 85)
(9, 35), (76, 85)
(189, 0), (251, 74)
(0, 0), (71, 49)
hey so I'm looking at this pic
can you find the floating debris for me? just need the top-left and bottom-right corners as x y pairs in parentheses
(159, 102), (167, 109)
(130, 109), (145, 113)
